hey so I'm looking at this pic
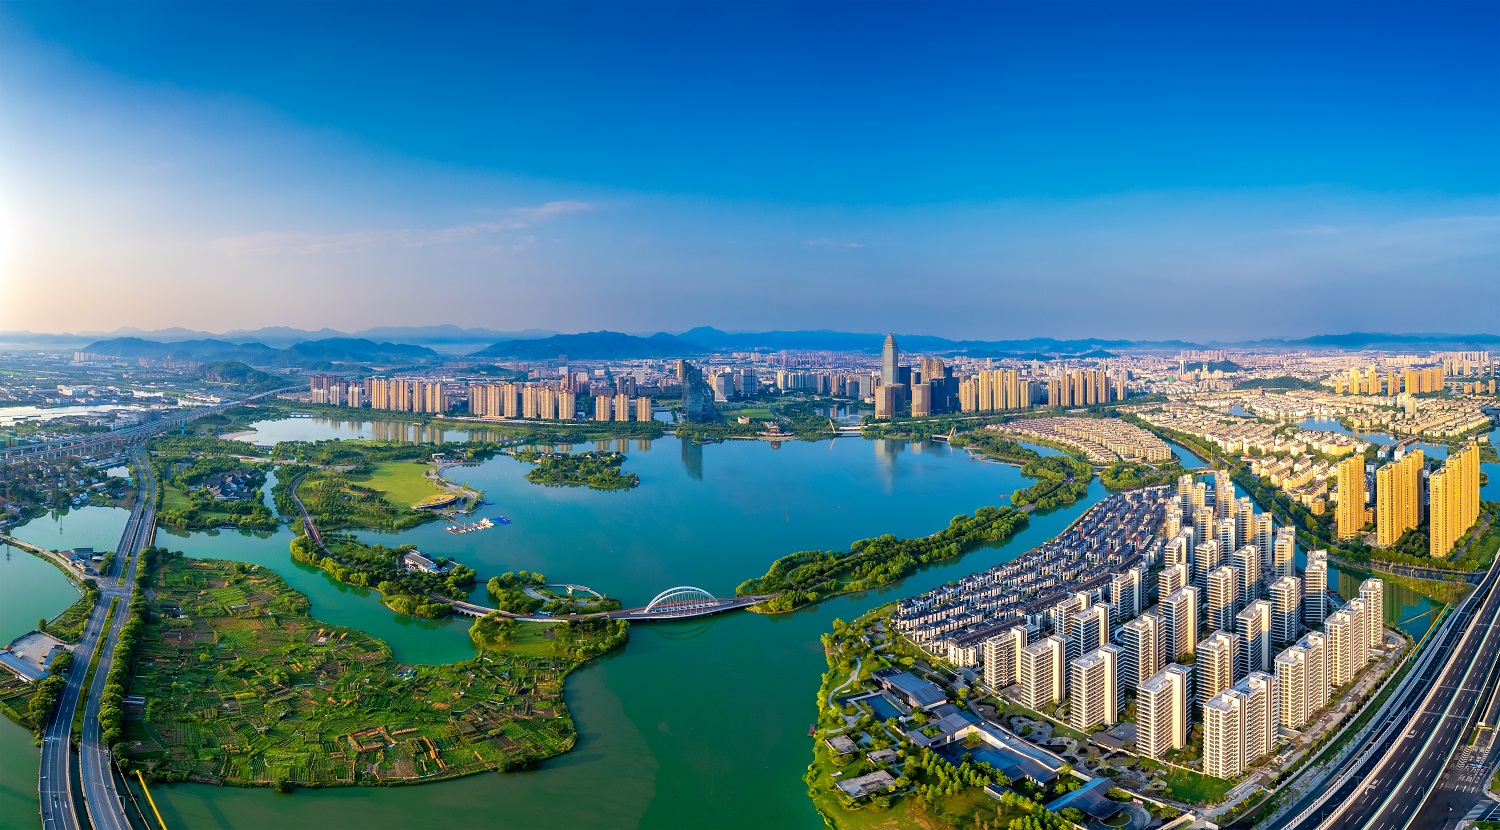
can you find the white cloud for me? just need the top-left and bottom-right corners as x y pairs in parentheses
(804, 238), (863, 248)
(210, 201), (596, 256)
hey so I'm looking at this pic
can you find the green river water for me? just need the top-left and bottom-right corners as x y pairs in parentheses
(0, 418), (1490, 830)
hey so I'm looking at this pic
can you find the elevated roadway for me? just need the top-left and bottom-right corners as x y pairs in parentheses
(3, 386), (298, 465)
(1263, 554), (1500, 830)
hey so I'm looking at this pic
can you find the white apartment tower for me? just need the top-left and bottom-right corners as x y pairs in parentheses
(1304, 561), (1328, 626)
(1068, 645), (1120, 730)
(1199, 631), (1240, 706)
(1275, 645), (1312, 729)
(1237, 599), (1274, 675)
(1207, 566), (1240, 634)
(1019, 635), (1067, 711)
(1204, 690), (1247, 779)
(1160, 562), (1189, 600)
(1360, 579), (1385, 651)
(983, 626), (1029, 691)
(1273, 527), (1298, 581)
(1162, 586), (1200, 663)
(1119, 614), (1164, 693)
(1270, 576), (1303, 645)
(1138, 664), (1191, 760)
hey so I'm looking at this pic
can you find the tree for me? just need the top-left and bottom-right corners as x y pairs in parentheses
(470, 612), (518, 649)
(36, 617), (47, 633)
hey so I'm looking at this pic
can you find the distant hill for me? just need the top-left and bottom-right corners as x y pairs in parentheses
(195, 361), (288, 393)
(79, 336), (440, 368)
(271, 338), (439, 367)
(472, 331), (706, 360)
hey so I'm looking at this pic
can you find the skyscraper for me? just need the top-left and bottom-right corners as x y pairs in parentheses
(983, 626), (1029, 691)
(1376, 450), (1424, 547)
(1336, 455), (1367, 540)
(1199, 631), (1240, 706)
(1068, 645), (1120, 730)
(1360, 579), (1385, 651)
(1207, 566), (1239, 634)
(1162, 586), (1199, 663)
(1204, 690), (1247, 779)
(1275, 644), (1313, 729)
(1430, 443), (1482, 558)
(1119, 614), (1164, 694)
(1019, 636), (1067, 711)
(1237, 600), (1273, 675)
(881, 333), (899, 386)
(1304, 560), (1328, 626)
(1272, 526), (1297, 580)
(1138, 664), (1191, 759)
(1269, 576), (1303, 645)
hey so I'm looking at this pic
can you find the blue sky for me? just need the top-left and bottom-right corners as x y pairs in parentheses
(1, 1), (1496, 339)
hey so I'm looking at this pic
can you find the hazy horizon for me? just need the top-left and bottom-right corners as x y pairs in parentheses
(3, 2), (1497, 340)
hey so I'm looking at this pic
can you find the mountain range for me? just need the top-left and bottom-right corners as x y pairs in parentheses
(5, 326), (1498, 363)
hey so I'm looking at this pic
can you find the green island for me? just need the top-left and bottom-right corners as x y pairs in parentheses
(484, 572), (622, 615)
(152, 438), (276, 532)
(512, 449), (640, 491)
(121, 552), (627, 788)
(736, 505), (1029, 613)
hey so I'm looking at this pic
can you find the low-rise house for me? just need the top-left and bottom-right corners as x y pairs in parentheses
(835, 770), (897, 799)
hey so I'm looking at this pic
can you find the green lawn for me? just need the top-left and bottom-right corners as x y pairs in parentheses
(351, 461), (446, 509)
(160, 484), (193, 513)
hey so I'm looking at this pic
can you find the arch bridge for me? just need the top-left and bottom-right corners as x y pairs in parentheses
(438, 585), (776, 622)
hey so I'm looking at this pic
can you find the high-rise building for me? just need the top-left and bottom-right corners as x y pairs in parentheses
(1298, 631), (1330, 711)
(1204, 689), (1247, 779)
(1255, 513), (1276, 573)
(1199, 631), (1240, 706)
(1304, 560), (1328, 626)
(873, 385), (899, 420)
(1162, 586), (1199, 663)
(881, 334), (899, 387)
(1237, 600), (1273, 676)
(1215, 472), (1236, 521)
(1273, 527), (1297, 580)
(1119, 614), (1163, 694)
(1076, 603), (1111, 656)
(594, 395), (613, 422)
(1235, 501), (1255, 552)
(1239, 672), (1279, 766)
(1232, 545), (1261, 606)
(1054, 593), (1090, 662)
(613, 393), (631, 422)
(1207, 566), (1239, 634)
(1111, 567), (1143, 622)
(1430, 443), (1482, 558)
(1138, 664), (1191, 759)
(1269, 576), (1303, 645)
(1160, 562), (1189, 600)
(1193, 539), (1222, 591)
(1216, 519), (1237, 567)
(1068, 645), (1120, 730)
(983, 626), (1029, 691)
(1326, 606), (1361, 688)
(635, 396), (653, 422)
(1018, 636), (1067, 711)
(1276, 644), (1313, 729)
(911, 383), (932, 418)
(1336, 455), (1367, 540)
(1376, 450), (1425, 547)
(1359, 579), (1385, 651)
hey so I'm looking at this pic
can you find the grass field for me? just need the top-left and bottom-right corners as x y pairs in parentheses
(349, 461), (445, 509)
(124, 556), (594, 787)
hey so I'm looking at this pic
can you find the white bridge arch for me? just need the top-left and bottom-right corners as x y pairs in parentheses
(643, 586), (720, 614)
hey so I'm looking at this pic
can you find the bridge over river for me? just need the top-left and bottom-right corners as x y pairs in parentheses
(436, 585), (777, 622)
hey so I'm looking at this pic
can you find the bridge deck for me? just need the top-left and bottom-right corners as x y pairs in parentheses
(437, 594), (776, 622)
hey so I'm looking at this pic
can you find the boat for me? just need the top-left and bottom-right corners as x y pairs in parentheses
(495, 516), (511, 525)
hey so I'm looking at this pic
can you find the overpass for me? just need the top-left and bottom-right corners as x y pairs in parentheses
(2, 386), (299, 465)
(438, 585), (777, 622)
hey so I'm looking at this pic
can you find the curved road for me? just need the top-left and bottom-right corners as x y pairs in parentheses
(38, 448), (157, 830)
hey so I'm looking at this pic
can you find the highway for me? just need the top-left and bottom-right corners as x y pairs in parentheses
(1268, 553), (1500, 830)
(38, 448), (158, 830)
(2, 386), (298, 464)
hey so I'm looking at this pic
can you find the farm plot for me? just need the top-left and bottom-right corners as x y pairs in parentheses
(123, 556), (582, 787)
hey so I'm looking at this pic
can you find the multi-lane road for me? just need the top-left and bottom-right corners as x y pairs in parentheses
(1269, 553), (1500, 830)
(38, 448), (158, 830)
(1, 386), (297, 464)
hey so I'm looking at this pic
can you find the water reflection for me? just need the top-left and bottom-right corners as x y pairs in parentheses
(680, 439), (703, 480)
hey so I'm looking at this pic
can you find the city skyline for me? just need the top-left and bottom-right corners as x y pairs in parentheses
(3, 1), (1497, 338)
